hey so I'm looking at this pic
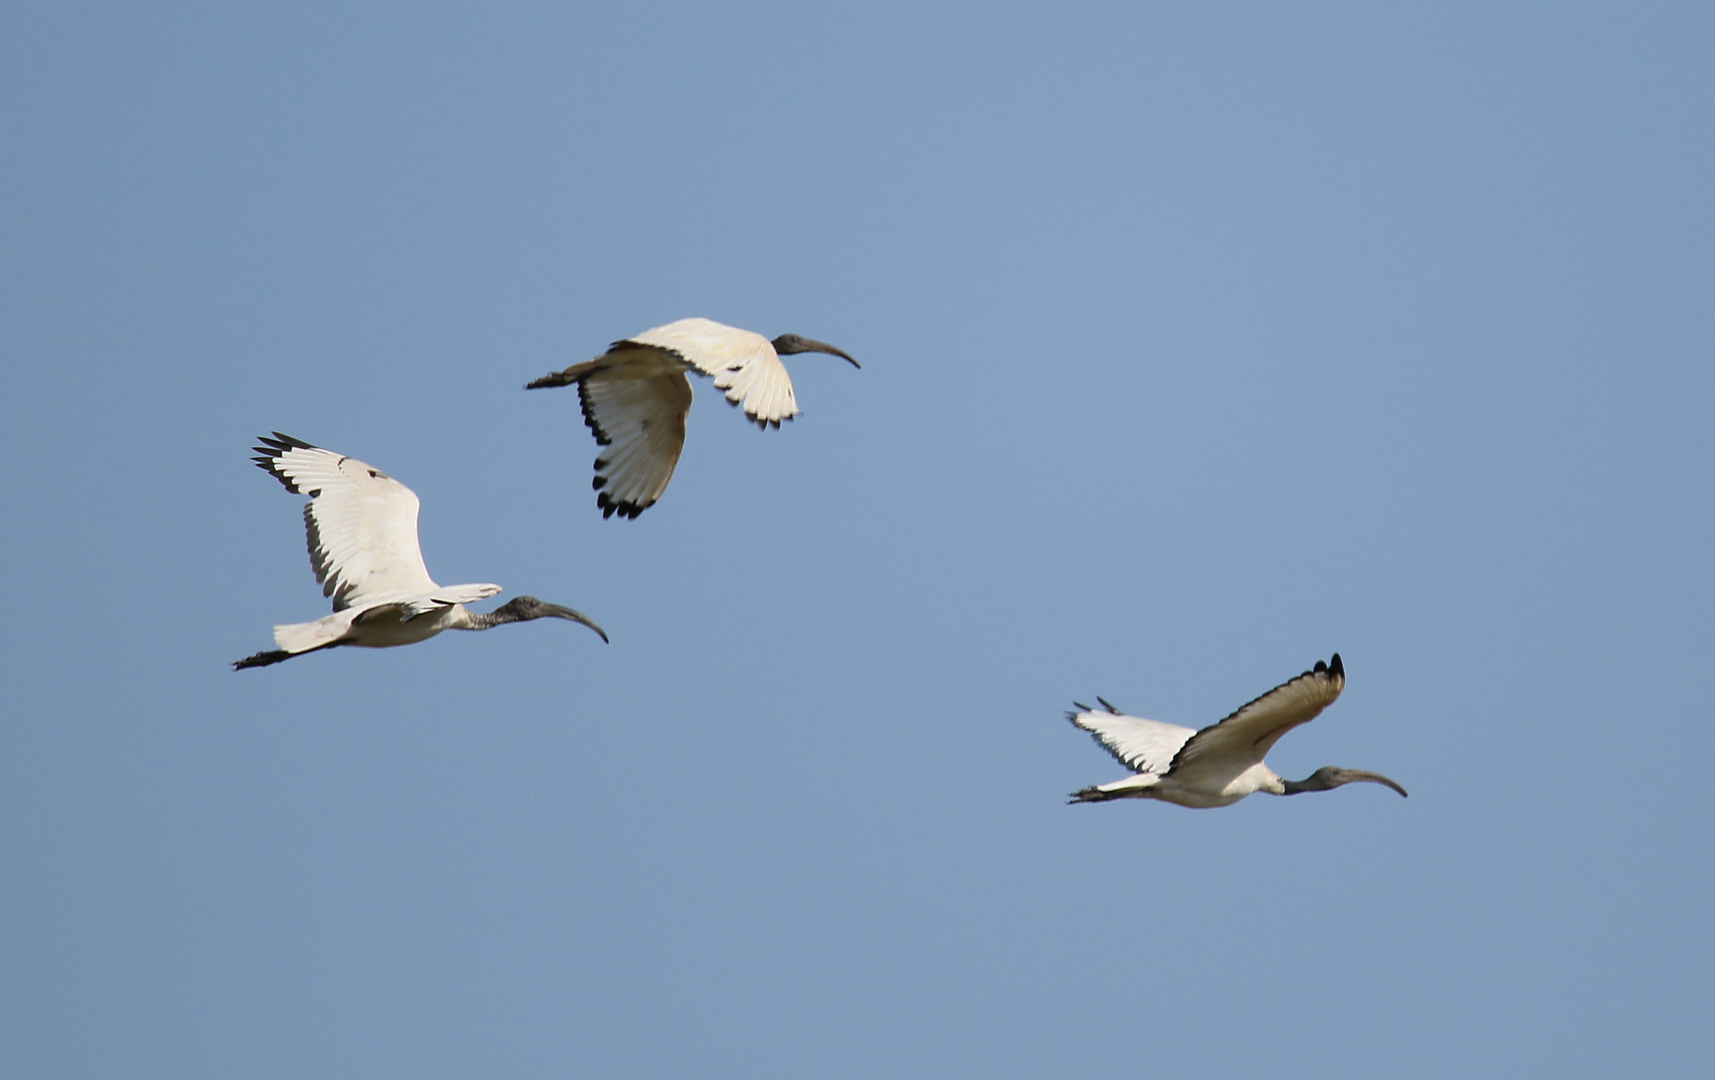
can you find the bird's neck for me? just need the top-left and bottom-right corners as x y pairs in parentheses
(445, 605), (497, 631)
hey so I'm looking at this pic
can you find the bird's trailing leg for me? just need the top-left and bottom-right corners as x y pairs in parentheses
(233, 649), (292, 670)
(1068, 773), (1161, 804)
(525, 359), (602, 391)
(1068, 785), (1123, 804)
(232, 642), (340, 671)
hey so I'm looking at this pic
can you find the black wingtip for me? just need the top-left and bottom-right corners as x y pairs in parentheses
(1330, 652), (1344, 678)
(259, 432), (314, 451)
(1096, 696), (1120, 714)
(596, 490), (650, 520)
(249, 434), (320, 493)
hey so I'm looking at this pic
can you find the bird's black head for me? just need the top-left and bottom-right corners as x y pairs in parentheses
(771, 333), (860, 368)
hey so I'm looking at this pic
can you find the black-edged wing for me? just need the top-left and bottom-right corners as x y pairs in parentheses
(252, 433), (439, 610)
(1165, 655), (1347, 778)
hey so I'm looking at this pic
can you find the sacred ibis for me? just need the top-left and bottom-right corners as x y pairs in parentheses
(233, 433), (607, 670)
(1067, 654), (1406, 808)
(526, 317), (859, 518)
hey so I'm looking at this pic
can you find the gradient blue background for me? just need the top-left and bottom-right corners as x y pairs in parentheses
(3, 2), (1710, 1077)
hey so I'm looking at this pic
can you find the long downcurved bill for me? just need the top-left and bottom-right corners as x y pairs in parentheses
(546, 604), (609, 643)
(1340, 769), (1409, 798)
(786, 337), (860, 368)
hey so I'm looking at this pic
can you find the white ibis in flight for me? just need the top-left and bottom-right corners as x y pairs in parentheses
(234, 433), (607, 670)
(526, 317), (859, 518)
(1067, 654), (1407, 808)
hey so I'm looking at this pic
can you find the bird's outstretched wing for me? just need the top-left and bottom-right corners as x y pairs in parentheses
(529, 350), (694, 519)
(1067, 700), (1197, 776)
(1165, 654), (1346, 777)
(630, 317), (800, 428)
(252, 433), (440, 610)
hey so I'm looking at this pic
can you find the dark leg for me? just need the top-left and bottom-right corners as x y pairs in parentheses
(233, 650), (292, 670)
(1067, 786), (1123, 804)
(232, 641), (339, 671)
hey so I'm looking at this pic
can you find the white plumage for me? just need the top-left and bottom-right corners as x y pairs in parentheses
(1068, 654), (1407, 808)
(527, 317), (859, 518)
(234, 433), (606, 670)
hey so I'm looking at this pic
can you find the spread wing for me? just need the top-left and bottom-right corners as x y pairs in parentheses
(252, 433), (439, 610)
(1166, 655), (1346, 777)
(1068, 700), (1197, 776)
(630, 317), (799, 427)
(555, 349), (696, 519)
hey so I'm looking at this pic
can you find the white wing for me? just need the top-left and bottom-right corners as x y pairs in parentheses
(1068, 702), (1197, 776)
(529, 348), (694, 519)
(630, 317), (800, 427)
(1166, 655), (1346, 778)
(252, 433), (441, 610)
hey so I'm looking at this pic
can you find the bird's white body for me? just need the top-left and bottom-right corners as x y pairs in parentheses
(272, 598), (492, 654)
(527, 318), (857, 518)
(1079, 759), (1285, 808)
(1069, 655), (1406, 809)
(236, 434), (604, 669)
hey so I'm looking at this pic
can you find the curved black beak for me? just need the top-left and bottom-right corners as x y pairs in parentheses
(1283, 766), (1408, 798)
(772, 334), (860, 369)
(543, 603), (609, 643)
(1330, 768), (1409, 797)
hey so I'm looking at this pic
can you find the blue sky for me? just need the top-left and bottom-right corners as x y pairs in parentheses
(2, 2), (1711, 1077)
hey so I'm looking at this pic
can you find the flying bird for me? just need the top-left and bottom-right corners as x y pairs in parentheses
(526, 317), (859, 518)
(1067, 654), (1406, 808)
(234, 433), (607, 670)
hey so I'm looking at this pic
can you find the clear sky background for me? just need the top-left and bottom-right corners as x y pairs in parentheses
(2, 2), (1710, 1077)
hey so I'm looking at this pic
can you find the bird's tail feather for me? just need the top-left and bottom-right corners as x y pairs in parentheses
(272, 610), (359, 654)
